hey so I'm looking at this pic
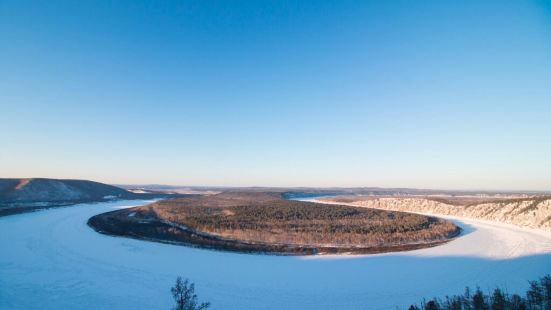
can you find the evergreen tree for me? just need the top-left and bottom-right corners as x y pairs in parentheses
(449, 296), (463, 310)
(425, 299), (440, 310)
(490, 288), (506, 310)
(472, 287), (488, 310)
(509, 294), (526, 310)
(539, 275), (551, 310)
(527, 280), (544, 310)
(463, 287), (473, 310)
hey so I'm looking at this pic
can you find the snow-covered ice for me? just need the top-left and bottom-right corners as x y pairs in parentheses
(1, 200), (550, 309)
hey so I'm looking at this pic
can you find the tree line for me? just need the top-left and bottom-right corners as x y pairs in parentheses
(171, 274), (551, 310)
(409, 275), (551, 310)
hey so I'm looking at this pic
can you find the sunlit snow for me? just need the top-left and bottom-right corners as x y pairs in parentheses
(1, 200), (550, 309)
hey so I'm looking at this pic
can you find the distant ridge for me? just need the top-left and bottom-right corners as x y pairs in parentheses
(0, 178), (138, 203)
(0, 178), (166, 216)
(118, 184), (550, 198)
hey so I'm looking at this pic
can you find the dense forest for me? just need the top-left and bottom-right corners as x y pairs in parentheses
(149, 194), (459, 247)
(89, 191), (460, 255)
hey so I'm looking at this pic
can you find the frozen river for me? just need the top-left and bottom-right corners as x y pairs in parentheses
(1, 200), (550, 309)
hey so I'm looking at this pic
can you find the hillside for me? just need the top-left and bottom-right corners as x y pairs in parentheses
(0, 178), (163, 216)
(88, 191), (460, 255)
(321, 196), (551, 231)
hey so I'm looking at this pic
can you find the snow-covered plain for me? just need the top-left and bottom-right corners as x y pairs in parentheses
(1, 200), (550, 309)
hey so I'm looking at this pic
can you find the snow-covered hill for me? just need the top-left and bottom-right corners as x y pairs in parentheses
(321, 197), (551, 231)
(0, 178), (133, 204)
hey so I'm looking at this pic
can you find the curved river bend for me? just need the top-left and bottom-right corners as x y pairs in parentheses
(1, 200), (550, 309)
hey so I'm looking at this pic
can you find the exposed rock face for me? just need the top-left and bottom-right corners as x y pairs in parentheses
(0, 178), (133, 205)
(322, 197), (551, 231)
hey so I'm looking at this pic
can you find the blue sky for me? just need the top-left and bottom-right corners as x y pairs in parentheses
(1, 1), (551, 190)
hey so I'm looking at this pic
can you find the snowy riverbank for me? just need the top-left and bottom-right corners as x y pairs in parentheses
(1, 200), (550, 309)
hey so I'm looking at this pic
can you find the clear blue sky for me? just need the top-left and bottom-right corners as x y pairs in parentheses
(1, 1), (551, 190)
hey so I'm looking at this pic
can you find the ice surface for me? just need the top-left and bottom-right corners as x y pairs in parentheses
(1, 200), (550, 309)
